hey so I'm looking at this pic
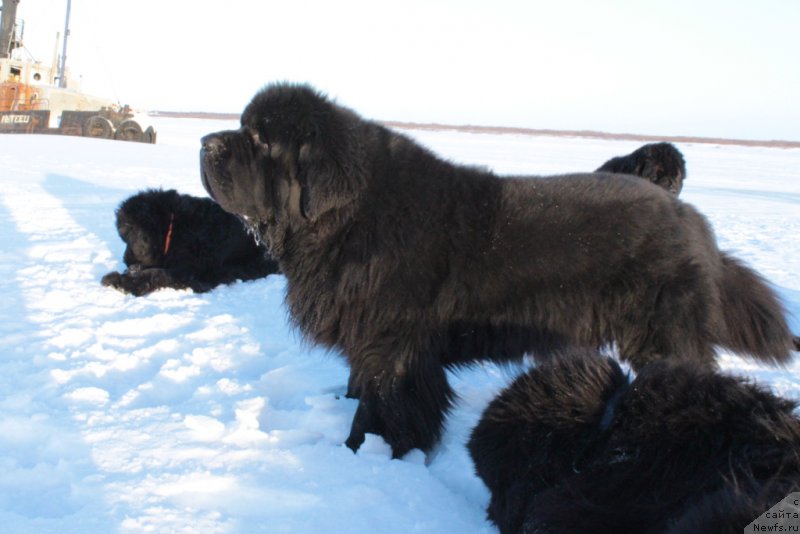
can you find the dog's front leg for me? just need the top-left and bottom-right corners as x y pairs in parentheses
(344, 346), (454, 459)
(102, 268), (187, 296)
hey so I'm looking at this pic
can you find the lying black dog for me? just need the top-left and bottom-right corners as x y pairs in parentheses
(596, 142), (687, 195)
(102, 188), (279, 296)
(468, 351), (800, 533)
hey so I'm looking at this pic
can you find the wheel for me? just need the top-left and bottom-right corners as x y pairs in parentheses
(114, 119), (144, 142)
(83, 116), (115, 139)
(142, 125), (157, 144)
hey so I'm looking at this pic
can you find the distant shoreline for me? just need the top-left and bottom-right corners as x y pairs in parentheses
(150, 111), (800, 149)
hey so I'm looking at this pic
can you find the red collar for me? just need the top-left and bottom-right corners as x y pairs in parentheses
(163, 213), (175, 256)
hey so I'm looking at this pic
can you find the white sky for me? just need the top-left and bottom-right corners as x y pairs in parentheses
(10, 0), (800, 141)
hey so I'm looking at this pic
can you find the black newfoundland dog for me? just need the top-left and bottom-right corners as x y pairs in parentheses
(200, 83), (795, 457)
(595, 142), (687, 195)
(102, 188), (279, 296)
(468, 351), (800, 533)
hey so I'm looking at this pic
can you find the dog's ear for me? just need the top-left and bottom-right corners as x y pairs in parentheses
(633, 160), (647, 178)
(284, 179), (312, 221)
(652, 164), (665, 180)
(288, 142), (315, 222)
(288, 120), (364, 225)
(635, 160), (663, 182)
(300, 184), (311, 219)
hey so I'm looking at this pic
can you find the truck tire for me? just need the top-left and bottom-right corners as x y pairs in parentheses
(142, 126), (157, 144)
(115, 119), (144, 142)
(83, 116), (115, 139)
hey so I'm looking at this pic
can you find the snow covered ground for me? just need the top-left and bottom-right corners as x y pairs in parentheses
(0, 117), (798, 533)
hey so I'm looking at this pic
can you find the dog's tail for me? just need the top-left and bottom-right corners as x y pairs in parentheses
(717, 253), (795, 365)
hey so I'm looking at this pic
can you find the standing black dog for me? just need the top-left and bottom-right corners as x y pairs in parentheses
(200, 83), (795, 458)
(102, 188), (279, 296)
(468, 351), (800, 533)
(596, 142), (686, 195)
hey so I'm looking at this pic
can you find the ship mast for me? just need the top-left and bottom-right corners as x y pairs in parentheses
(0, 0), (20, 59)
(57, 0), (70, 88)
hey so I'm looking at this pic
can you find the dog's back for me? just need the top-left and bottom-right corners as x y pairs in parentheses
(453, 172), (794, 368)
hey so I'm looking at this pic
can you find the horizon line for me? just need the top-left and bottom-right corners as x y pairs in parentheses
(149, 111), (800, 149)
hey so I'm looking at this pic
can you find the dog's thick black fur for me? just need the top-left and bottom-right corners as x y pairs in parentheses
(468, 351), (800, 533)
(200, 83), (795, 457)
(102, 188), (279, 296)
(596, 142), (687, 195)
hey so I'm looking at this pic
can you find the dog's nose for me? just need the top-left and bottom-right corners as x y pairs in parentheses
(201, 133), (227, 156)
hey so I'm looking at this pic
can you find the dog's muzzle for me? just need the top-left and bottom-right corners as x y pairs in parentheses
(201, 133), (228, 161)
(200, 132), (234, 199)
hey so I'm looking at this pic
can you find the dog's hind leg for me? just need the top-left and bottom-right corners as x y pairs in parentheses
(617, 274), (717, 370)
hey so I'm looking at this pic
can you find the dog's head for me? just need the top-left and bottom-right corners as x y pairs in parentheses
(114, 189), (179, 268)
(468, 351), (629, 531)
(200, 83), (368, 256)
(636, 143), (686, 195)
(596, 142), (686, 196)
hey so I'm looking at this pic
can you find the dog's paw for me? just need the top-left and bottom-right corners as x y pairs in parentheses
(101, 271), (123, 287)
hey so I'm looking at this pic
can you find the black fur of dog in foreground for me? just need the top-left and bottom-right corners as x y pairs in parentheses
(468, 352), (800, 533)
(200, 83), (795, 458)
(102, 189), (279, 296)
(596, 142), (687, 195)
